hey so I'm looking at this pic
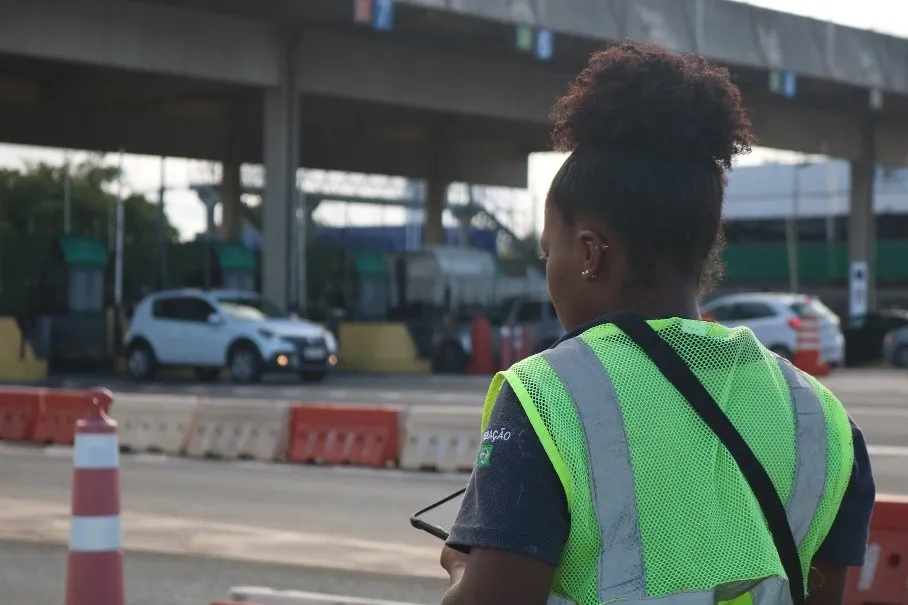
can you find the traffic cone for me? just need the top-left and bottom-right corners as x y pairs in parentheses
(791, 315), (830, 377)
(65, 388), (125, 605)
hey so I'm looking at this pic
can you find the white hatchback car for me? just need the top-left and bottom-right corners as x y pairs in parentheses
(700, 292), (845, 366)
(124, 289), (338, 383)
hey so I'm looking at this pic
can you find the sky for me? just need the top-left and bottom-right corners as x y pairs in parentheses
(1, 0), (906, 241)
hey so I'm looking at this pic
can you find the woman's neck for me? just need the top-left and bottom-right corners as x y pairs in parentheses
(614, 281), (702, 320)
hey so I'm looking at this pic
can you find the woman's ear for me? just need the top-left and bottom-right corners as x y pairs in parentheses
(577, 229), (608, 281)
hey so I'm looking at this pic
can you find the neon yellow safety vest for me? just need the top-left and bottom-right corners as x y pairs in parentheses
(482, 318), (854, 605)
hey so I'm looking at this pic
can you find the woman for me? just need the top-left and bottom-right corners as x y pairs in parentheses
(439, 41), (874, 605)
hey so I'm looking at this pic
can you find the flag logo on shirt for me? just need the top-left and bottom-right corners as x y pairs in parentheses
(477, 444), (494, 467)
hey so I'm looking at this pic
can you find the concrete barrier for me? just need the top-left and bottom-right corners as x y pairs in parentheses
(228, 586), (424, 605)
(184, 399), (291, 461)
(109, 393), (198, 455)
(338, 323), (430, 374)
(0, 317), (47, 382)
(400, 406), (481, 473)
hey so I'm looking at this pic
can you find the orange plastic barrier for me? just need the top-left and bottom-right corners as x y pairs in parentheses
(845, 495), (908, 605)
(286, 405), (400, 468)
(33, 389), (114, 446)
(0, 387), (42, 441)
(792, 315), (830, 377)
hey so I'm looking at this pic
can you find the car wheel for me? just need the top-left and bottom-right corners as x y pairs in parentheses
(433, 342), (466, 374)
(769, 345), (794, 361)
(300, 371), (326, 383)
(228, 343), (262, 384)
(893, 345), (908, 368)
(194, 367), (221, 382)
(127, 341), (157, 381)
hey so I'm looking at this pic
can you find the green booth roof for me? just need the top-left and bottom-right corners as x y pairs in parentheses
(58, 236), (108, 268)
(213, 242), (257, 271)
(351, 249), (388, 276)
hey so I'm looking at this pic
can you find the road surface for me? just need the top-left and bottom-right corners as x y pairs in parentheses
(0, 540), (445, 605)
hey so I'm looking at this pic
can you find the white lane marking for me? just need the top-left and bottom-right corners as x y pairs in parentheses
(867, 445), (908, 457)
(69, 515), (123, 551)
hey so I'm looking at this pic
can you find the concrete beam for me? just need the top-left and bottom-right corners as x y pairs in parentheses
(0, 0), (280, 86)
(746, 97), (908, 166)
(297, 31), (571, 125)
(0, 100), (529, 186)
(0, 101), (230, 159)
(296, 31), (908, 166)
(302, 132), (529, 188)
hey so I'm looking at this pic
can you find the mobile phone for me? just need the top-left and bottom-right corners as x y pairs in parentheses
(409, 486), (467, 541)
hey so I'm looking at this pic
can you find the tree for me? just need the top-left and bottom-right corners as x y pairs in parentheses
(0, 157), (178, 244)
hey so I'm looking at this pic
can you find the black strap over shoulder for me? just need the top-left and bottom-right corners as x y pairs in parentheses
(609, 310), (804, 605)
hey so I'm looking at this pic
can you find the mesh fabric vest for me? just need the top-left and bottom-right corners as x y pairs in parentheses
(481, 318), (854, 605)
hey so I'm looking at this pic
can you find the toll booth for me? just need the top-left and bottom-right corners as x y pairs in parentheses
(212, 242), (257, 291)
(180, 242), (257, 292)
(307, 245), (392, 321)
(39, 235), (107, 314)
(36, 235), (111, 368)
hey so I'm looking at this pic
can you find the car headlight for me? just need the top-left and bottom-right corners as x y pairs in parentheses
(323, 330), (338, 353)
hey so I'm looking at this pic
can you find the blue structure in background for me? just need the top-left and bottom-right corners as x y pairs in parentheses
(312, 226), (498, 256)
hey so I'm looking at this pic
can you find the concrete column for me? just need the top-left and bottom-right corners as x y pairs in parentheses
(220, 156), (241, 241)
(848, 117), (877, 312)
(423, 137), (448, 246)
(262, 34), (301, 311)
(424, 177), (447, 246)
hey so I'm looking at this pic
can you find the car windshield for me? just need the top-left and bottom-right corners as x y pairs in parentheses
(217, 297), (287, 321)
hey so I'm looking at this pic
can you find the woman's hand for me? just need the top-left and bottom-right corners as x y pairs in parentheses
(440, 546), (470, 585)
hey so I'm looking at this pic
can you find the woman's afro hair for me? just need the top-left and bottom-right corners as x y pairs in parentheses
(550, 40), (755, 168)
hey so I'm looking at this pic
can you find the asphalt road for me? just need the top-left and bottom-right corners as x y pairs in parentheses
(0, 541), (446, 605)
(47, 366), (908, 405)
(0, 448), (464, 604)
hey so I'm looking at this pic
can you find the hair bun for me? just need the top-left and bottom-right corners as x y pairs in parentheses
(550, 41), (754, 169)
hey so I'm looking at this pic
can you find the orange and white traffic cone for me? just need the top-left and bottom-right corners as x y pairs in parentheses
(65, 388), (125, 605)
(791, 315), (830, 377)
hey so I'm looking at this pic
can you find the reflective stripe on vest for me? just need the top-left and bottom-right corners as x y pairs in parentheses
(540, 337), (827, 605)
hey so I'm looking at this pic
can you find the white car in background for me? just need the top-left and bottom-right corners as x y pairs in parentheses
(700, 292), (845, 366)
(124, 289), (338, 383)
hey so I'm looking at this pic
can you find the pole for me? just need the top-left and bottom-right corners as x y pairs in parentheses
(826, 161), (837, 278)
(785, 164), (802, 294)
(63, 152), (72, 235)
(114, 149), (125, 308)
(156, 157), (167, 289)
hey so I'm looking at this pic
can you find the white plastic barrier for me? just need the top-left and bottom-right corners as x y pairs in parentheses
(184, 399), (291, 462)
(229, 586), (423, 605)
(109, 393), (199, 454)
(399, 406), (481, 473)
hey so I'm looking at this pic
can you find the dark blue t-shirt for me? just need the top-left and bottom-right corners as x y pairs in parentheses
(447, 382), (876, 567)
